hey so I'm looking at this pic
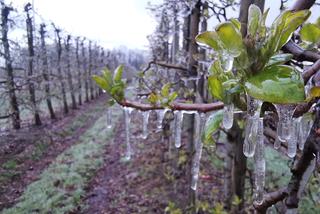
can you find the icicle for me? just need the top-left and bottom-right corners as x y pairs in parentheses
(286, 209), (298, 214)
(299, 114), (314, 150)
(243, 95), (262, 157)
(222, 103), (234, 130)
(174, 111), (183, 148)
(254, 118), (265, 205)
(287, 118), (300, 158)
(124, 107), (133, 160)
(106, 108), (112, 129)
(156, 108), (169, 130)
(275, 104), (295, 142)
(274, 137), (281, 150)
(141, 111), (150, 139)
(191, 113), (206, 191)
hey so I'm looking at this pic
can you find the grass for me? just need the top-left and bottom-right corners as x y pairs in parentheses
(2, 105), (121, 214)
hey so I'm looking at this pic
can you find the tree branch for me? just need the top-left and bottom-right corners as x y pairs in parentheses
(120, 99), (224, 113)
(143, 60), (188, 73)
(303, 59), (320, 84)
(254, 187), (288, 213)
(283, 41), (320, 63)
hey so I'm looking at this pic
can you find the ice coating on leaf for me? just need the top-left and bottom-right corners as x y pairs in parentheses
(141, 111), (150, 139)
(275, 104), (295, 142)
(243, 95), (262, 157)
(156, 108), (169, 130)
(222, 103), (234, 129)
(191, 113), (206, 191)
(106, 108), (112, 129)
(174, 111), (183, 148)
(254, 118), (265, 205)
(220, 52), (234, 71)
(299, 114), (314, 150)
(124, 107), (134, 160)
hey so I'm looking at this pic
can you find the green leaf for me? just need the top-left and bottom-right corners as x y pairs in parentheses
(102, 68), (113, 91)
(306, 86), (320, 101)
(209, 59), (224, 76)
(168, 92), (178, 103)
(148, 93), (159, 105)
(300, 23), (320, 44)
(257, 8), (269, 38)
(202, 110), (223, 145)
(216, 22), (244, 57)
(161, 83), (171, 97)
(195, 31), (221, 50)
(208, 76), (224, 101)
(278, 10), (311, 50)
(113, 65), (124, 83)
(266, 53), (293, 67)
(247, 4), (262, 37)
(230, 18), (241, 30)
(245, 65), (305, 104)
(92, 75), (109, 91)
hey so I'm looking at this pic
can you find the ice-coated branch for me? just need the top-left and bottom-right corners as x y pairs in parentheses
(254, 187), (288, 213)
(120, 99), (224, 113)
(143, 60), (188, 74)
(303, 59), (320, 84)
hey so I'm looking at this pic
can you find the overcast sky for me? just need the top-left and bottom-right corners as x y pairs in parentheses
(9, 0), (162, 49)
(6, 0), (320, 50)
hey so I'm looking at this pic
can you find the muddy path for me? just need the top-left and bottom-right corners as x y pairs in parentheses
(0, 96), (108, 211)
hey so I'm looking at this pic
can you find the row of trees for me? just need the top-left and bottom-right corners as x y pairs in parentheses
(0, 2), (145, 130)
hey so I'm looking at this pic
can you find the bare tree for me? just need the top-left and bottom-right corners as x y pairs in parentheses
(1, 4), (20, 129)
(65, 35), (76, 109)
(25, 3), (42, 125)
(39, 23), (56, 119)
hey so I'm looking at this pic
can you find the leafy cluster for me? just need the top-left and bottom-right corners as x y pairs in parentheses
(196, 5), (310, 104)
(148, 83), (178, 106)
(92, 65), (126, 104)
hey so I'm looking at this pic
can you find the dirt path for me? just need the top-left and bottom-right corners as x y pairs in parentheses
(0, 96), (108, 211)
(82, 111), (225, 213)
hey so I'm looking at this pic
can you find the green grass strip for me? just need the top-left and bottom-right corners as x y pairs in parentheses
(2, 106), (121, 214)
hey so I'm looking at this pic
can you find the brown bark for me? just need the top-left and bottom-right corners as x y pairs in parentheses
(25, 3), (41, 125)
(1, 5), (20, 129)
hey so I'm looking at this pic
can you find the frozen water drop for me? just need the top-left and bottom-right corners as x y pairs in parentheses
(243, 95), (263, 157)
(254, 118), (265, 205)
(222, 103), (234, 129)
(156, 108), (169, 130)
(106, 108), (112, 129)
(174, 111), (183, 148)
(124, 107), (134, 160)
(275, 104), (295, 142)
(191, 113), (206, 190)
(141, 111), (150, 139)
(220, 53), (234, 71)
(299, 114), (314, 150)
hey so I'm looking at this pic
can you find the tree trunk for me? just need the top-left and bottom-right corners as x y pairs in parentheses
(65, 35), (77, 109)
(76, 37), (82, 105)
(81, 39), (89, 103)
(185, 1), (201, 212)
(1, 5), (21, 129)
(54, 26), (69, 114)
(39, 24), (56, 119)
(25, 3), (41, 125)
(88, 41), (94, 100)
